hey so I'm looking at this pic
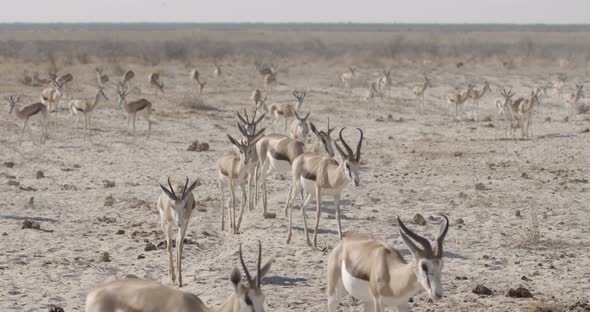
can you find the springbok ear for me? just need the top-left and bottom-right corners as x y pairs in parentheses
(160, 184), (177, 201)
(253, 259), (273, 286)
(182, 180), (198, 200)
(230, 267), (241, 289)
(227, 134), (241, 147)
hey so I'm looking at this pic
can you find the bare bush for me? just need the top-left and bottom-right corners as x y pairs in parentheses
(515, 212), (541, 247)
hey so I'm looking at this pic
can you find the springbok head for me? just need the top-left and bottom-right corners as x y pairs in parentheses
(333, 127), (364, 187)
(310, 118), (335, 157)
(159, 177), (198, 227)
(6, 95), (21, 114)
(231, 241), (273, 312)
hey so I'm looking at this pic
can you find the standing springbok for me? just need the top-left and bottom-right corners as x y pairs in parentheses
(289, 111), (310, 142)
(190, 69), (207, 94)
(68, 87), (109, 140)
(95, 68), (109, 87)
(447, 84), (474, 118)
(6, 96), (48, 144)
(252, 89), (269, 114)
(518, 90), (541, 138)
(286, 128), (364, 246)
(157, 177), (198, 287)
(553, 78), (565, 105)
(236, 109), (266, 212)
(412, 75), (432, 114)
(149, 72), (164, 93)
(213, 62), (222, 77)
(377, 69), (392, 95)
(565, 83), (584, 123)
(327, 215), (449, 312)
(121, 70), (135, 87)
(469, 81), (492, 120)
(85, 242), (272, 312)
(269, 90), (306, 133)
(495, 88), (514, 121)
(41, 78), (65, 120)
(115, 83), (153, 138)
(341, 67), (355, 89)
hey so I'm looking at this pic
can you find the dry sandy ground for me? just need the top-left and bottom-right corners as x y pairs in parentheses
(1, 59), (589, 312)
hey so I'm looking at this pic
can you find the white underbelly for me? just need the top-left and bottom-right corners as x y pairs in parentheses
(341, 260), (409, 307)
(268, 156), (291, 175)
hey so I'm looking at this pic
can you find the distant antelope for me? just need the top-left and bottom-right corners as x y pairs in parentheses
(95, 68), (109, 87)
(85, 242), (272, 312)
(236, 109), (266, 212)
(377, 69), (392, 93)
(68, 87), (109, 140)
(252, 89), (268, 114)
(469, 81), (492, 120)
(121, 70), (135, 87)
(190, 68), (206, 93)
(40, 78), (65, 121)
(115, 83), (153, 138)
(286, 128), (363, 246)
(264, 72), (277, 91)
(213, 62), (222, 77)
(289, 111), (311, 142)
(341, 67), (355, 89)
(255, 61), (275, 77)
(566, 83), (584, 123)
(412, 75), (432, 114)
(6, 96), (48, 144)
(505, 90), (540, 138)
(447, 84), (474, 117)
(327, 215), (449, 312)
(269, 90), (306, 133)
(157, 177), (198, 287)
(553, 78), (565, 104)
(149, 72), (164, 93)
(495, 88), (514, 119)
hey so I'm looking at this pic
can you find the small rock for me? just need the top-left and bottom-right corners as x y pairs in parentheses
(472, 285), (493, 295)
(521, 275), (531, 281)
(7, 180), (20, 186)
(515, 210), (521, 217)
(263, 212), (277, 219)
(100, 252), (111, 262)
(21, 220), (41, 230)
(581, 128), (590, 133)
(201, 231), (212, 237)
(475, 183), (488, 191)
(144, 242), (157, 252)
(48, 306), (65, 312)
(188, 141), (210, 152)
(453, 152), (463, 157)
(507, 287), (533, 298)
(116, 229), (125, 235)
(73, 164), (81, 169)
(2, 232), (8, 236)
(137, 254), (145, 259)
(104, 195), (115, 207)
(544, 117), (551, 122)
(413, 213), (427, 226)
(103, 180), (116, 188)
(4, 161), (14, 168)
(454, 218), (465, 225)
(36, 171), (45, 179)
(521, 172), (528, 178)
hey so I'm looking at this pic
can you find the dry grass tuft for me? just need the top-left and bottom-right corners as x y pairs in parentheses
(515, 212), (541, 247)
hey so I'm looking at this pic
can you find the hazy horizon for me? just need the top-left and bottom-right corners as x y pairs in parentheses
(2, 0), (589, 24)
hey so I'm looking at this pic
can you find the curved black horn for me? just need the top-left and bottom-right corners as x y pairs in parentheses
(181, 177), (189, 199)
(256, 240), (262, 288)
(435, 214), (449, 258)
(244, 109), (250, 124)
(167, 177), (177, 199)
(303, 112), (310, 120)
(239, 244), (254, 287)
(236, 111), (247, 125)
(355, 128), (363, 161)
(338, 128), (354, 159)
(397, 216), (433, 257)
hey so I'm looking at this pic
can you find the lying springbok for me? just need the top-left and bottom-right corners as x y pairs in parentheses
(95, 68), (109, 87)
(149, 72), (164, 93)
(218, 132), (263, 233)
(288, 111), (310, 142)
(447, 84), (474, 117)
(327, 215), (449, 312)
(341, 67), (355, 89)
(85, 242), (272, 312)
(157, 177), (198, 287)
(6, 96), (48, 144)
(269, 90), (306, 133)
(470, 81), (491, 120)
(566, 83), (584, 123)
(116, 83), (153, 138)
(412, 75), (432, 114)
(69, 87), (109, 140)
(286, 128), (363, 246)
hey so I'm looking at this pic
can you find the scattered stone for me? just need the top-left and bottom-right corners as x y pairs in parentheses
(482, 116), (493, 122)
(73, 164), (81, 169)
(116, 229), (125, 235)
(104, 195), (115, 207)
(453, 152), (463, 157)
(144, 242), (157, 252)
(581, 128), (590, 133)
(507, 286), (533, 298)
(454, 218), (465, 225)
(21, 220), (41, 230)
(2, 232), (7, 236)
(544, 117), (551, 122)
(473, 285), (493, 295)
(187, 140), (210, 152)
(103, 180), (116, 188)
(521, 275), (531, 281)
(202, 231), (212, 237)
(475, 183), (489, 191)
(137, 254), (146, 260)
(97, 216), (116, 223)
(521, 172), (529, 178)
(35, 170), (45, 179)
(515, 210), (522, 217)
(263, 212), (277, 219)
(100, 252), (111, 262)
(25, 197), (35, 209)
(7, 180), (20, 186)
(4, 161), (15, 168)
(413, 213), (427, 226)
(48, 306), (65, 312)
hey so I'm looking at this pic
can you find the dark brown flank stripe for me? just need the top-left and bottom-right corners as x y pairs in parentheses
(75, 106), (84, 112)
(30, 105), (43, 115)
(344, 255), (369, 281)
(135, 102), (147, 111)
(270, 150), (291, 163)
(302, 168), (316, 181)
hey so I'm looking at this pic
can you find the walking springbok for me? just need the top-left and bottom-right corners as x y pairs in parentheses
(566, 83), (584, 123)
(218, 132), (263, 233)
(6, 96), (48, 144)
(190, 69), (207, 94)
(236, 109), (266, 212)
(288, 111), (311, 142)
(68, 87), (109, 140)
(41, 78), (65, 120)
(157, 177), (198, 287)
(95, 68), (109, 87)
(447, 84), (474, 118)
(412, 75), (432, 114)
(85, 242), (272, 312)
(115, 83), (153, 138)
(341, 67), (355, 89)
(469, 81), (492, 120)
(149, 72), (164, 93)
(269, 90), (306, 133)
(286, 128), (364, 246)
(327, 215), (449, 312)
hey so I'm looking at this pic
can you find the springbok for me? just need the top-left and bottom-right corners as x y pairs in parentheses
(288, 111), (310, 142)
(218, 132), (263, 233)
(213, 62), (222, 77)
(85, 242), (272, 312)
(6, 96), (48, 144)
(495, 88), (514, 119)
(286, 128), (363, 246)
(447, 84), (474, 118)
(95, 68), (109, 87)
(122, 70), (135, 87)
(566, 84), (584, 123)
(115, 83), (153, 138)
(68, 87), (109, 140)
(149, 72), (164, 93)
(504, 90), (540, 138)
(469, 81), (492, 120)
(269, 90), (306, 133)
(327, 215), (449, 312)
(264, 72), (277, 91)
(553, 78), (565, 104)
(41, 78), (65, 120)
(157, 177), (198, 287)
(377, 69), (392, 94)
(412, 75), (432, 114)
(236, 109), (266, 212)
(252, 89), (269, 115)
(190, 69), (207, 94)
(341, 67), (355, 89)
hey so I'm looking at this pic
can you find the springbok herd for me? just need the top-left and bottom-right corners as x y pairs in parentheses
(2, 59), (589, 312)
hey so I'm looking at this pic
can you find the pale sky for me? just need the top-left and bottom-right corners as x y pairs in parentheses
(1, 0), (588, 24)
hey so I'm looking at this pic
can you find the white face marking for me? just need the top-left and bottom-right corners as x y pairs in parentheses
(171, 199), (186, 227)
(417, 258), (444, 300)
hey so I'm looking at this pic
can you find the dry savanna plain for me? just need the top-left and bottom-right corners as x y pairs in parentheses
(0, 24), (589, 311)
